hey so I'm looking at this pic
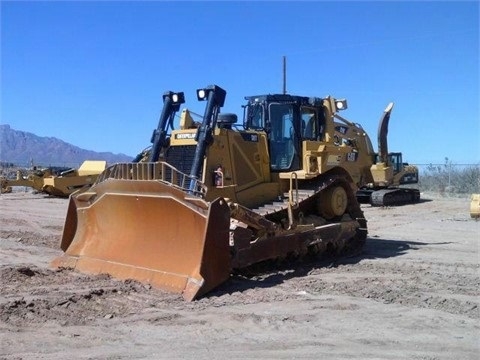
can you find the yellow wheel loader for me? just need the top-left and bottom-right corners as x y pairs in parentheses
(52, 85), (368, 301)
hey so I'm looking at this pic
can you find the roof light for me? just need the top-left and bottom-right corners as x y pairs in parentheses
(335, 99), (348, 111)
(163, 91), (185, 105)
(196, 85), (226, 106)
(197, 89), (207, 101)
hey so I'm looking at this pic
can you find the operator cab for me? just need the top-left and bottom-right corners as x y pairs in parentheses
(374, 152), (403, 174)
(243, 94), (325, 172)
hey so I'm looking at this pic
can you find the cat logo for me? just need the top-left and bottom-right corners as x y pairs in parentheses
(175, 132), (196, 140)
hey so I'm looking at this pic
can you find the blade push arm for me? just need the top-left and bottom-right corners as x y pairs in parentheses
(148, 91), (185, 162)
(188, 85), (227, 192)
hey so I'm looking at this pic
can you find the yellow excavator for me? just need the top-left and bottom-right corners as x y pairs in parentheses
(1, 160), (107, 197)
(53, 85), (374, 301)
(332, 102), (420, 206)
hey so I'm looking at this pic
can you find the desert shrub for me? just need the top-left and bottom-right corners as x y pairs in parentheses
(419, 159), (480, 194)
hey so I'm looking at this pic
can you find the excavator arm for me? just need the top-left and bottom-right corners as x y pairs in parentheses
(370, 103), (395, 186)
(377, 102), (394, 165)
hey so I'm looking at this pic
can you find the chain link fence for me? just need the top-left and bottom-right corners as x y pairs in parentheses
(416, 162), (480, 195)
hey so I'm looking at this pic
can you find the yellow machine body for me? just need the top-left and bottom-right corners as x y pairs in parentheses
(42, 160), (106, 197)
(1, 160), (106, 197)
(53, 87), (370, 301)
(470, 194), (480, 219)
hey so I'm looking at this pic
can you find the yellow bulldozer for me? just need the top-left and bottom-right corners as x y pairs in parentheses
(52, 85), (384, 301)
(1, 160), (107, 197)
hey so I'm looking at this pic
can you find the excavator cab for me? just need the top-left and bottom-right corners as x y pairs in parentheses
(384, 153), (419, 185)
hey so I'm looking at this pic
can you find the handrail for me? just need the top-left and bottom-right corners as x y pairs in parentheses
(287, 171), (299, 229)
(288, 171), (299, 206)
(95, 162), (207, 197)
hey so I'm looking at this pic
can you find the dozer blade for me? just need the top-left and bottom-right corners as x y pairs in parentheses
(51, 179), (231, 301)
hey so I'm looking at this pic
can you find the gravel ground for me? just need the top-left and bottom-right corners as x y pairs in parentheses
(0, 190), (478, 359)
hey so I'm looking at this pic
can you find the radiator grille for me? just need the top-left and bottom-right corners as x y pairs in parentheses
(165, 145), (198, 177)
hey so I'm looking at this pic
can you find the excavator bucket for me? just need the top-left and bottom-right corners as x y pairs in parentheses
(51, 171), (232, 301)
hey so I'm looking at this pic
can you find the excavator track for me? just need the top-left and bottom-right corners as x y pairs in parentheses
(371, 188), (420, 206)
(228, 173), (368, 272)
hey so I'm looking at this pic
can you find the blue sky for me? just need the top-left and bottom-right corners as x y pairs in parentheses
(1, 1), (479, 165)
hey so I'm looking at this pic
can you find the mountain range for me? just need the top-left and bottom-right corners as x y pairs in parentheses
(0, 124), (133, 167)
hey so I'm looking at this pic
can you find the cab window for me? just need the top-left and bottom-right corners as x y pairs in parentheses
(301, 107), (323, 141)
(268, 103), (295, 170)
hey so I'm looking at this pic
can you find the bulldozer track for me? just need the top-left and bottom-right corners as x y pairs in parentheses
(230, 174), (368, 273)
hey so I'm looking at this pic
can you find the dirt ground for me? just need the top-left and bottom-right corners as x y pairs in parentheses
(0, 189), (478, 360)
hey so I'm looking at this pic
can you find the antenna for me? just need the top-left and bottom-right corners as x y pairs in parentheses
(283, 55), (287, 94)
